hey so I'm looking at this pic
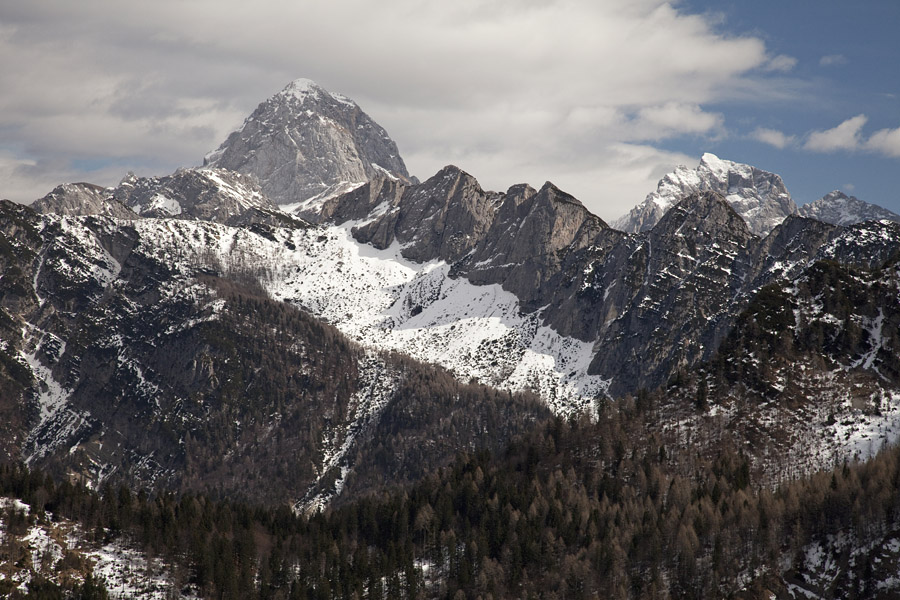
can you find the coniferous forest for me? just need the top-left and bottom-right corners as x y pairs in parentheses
(5, 398), (900, 599)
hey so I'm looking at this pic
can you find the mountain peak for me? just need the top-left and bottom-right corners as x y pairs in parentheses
(281, 77), (324, 97)
(612, 153), (796, 236)
(204, 78), (411, 207)
(798, 189), (900, 226)
(539, 181), (585, 207)
(277, 78), (357, 108)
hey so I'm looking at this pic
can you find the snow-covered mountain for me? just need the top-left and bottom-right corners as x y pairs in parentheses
(799, 189), (900, 225)
(0, 198), (548, 507)
(7, 78), (900, 511)
(612, 153), (797, 236)
(204, 78), (413, 214)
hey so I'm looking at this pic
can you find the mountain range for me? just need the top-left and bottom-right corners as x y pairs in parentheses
(3, 78), (900, 598)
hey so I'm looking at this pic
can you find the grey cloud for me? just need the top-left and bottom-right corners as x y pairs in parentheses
(1, 0), (788, 218)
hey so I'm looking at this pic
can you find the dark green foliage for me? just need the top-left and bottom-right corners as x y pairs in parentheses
(7, 397), (900, 600)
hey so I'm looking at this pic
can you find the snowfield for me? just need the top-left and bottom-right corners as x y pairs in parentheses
(264, 223), (611, 414)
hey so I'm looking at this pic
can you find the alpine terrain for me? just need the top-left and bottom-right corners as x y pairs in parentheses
(3, 78), (900, 599)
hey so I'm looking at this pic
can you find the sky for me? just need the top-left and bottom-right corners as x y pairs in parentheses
(1, 0), (899, 222)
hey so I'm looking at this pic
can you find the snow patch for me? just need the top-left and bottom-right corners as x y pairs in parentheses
(145, 194), (182, 216)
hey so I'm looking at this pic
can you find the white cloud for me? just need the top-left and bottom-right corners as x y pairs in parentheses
(632, 103), (724, 140)
(750, 127), (795, 149)
(866, 126), (900, 158)
(801, 116), (900, 160)
(820, 54), (848, 67)
(0, 0), (784, 213)
(764, 54), (798, 72)
(804, 115), (868, 153)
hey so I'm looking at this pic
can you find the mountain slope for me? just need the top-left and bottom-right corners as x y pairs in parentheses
(294, 151), (900, 402)
(0, 201), (549, 505)
(32, 168), (306, 229)
(204, 78), (412, 212)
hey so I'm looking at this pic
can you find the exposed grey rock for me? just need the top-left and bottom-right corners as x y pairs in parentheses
(816, 219), (900, 269)
(204, 78), (413, 207)
(585, 191), (758, 394)
(318, 177), (408, 225)
(457, 180), (609, 310)
(612, 153), (797, 236)
(798, 190), (900, 226)
(31, 182), (137, 219)
(114, 168), (308, 228)
(351, 165), (501, 263)
(746, 215), (839, 288)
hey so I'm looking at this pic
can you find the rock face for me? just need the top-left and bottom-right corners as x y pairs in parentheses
(798, 190), (900, 226)
(613, 153), (797, 236)
(114, 168), (306, 228)
(30, 170), (302, 229)
(457, 180), (611, 310)
(296, 150), (900, 396)
(586, 192), (758, 393)
(350, 165), (501, 264)
(204, 78), (412, 209)
(32, 183), (136, 219)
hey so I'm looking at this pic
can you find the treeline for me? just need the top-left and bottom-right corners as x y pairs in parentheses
(5, 401), (900, 599)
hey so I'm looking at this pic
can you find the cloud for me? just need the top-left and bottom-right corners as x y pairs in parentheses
(0, 151), (132, 203)
(750, 127), (795, 149)
(763, 54), (798, 72)
(866, 126), (900, 158)
(632, 103), (725, 140)
(0, 0), (786, 216)
(820, 54), (848, 67)
(804, 115), (868, 153)
(801, 116), (900, 160)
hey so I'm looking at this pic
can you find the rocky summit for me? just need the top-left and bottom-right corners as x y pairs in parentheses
(798, 189), (900, 225)
(32, 182), (136, 219)
(204, 78), (413, 213)
(612, 152), (797, 236)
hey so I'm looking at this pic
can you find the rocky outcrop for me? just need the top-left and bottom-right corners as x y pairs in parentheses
(798, 190), (900, 226)
(351, 165), (501, 263)
(746, 215), (838, 288)
(114, 168), (307, 228)
(613, 153), (797, 236)
(32, 182), (136, 219)
(585, 192), (758, 394)
(457, 181), (610, 309)
(204, 79), (413, 207)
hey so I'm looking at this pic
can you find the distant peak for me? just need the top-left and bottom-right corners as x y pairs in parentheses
(282, 78), (323, 96)
(276, 78), (356, 107)
(538, 181), (586, 208)
(433, 165), (471, 180)
(698, 152), (737, 177)
(821, 190), (850, 201)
